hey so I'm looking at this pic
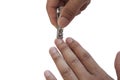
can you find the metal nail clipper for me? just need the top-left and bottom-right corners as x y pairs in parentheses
(56, 8), (63, 39)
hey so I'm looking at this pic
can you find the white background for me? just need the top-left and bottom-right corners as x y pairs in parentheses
(0, 0), (120, 80)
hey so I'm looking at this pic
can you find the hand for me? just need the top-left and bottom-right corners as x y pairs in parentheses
(44, 37), (120, 80)
(46, 0), (90, 28)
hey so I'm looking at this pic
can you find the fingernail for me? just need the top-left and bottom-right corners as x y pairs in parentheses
(55, 39), (63, 45)
(44, 70), (51, 77)
(50, 47), (57, 53)
(67, 37), (73, 44)
(58, 17), (69, 27)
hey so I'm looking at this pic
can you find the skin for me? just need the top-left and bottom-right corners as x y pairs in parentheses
(46, 0), (90, 28)
(44, 37), (120, 80)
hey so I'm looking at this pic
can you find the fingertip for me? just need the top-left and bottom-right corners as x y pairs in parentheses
(49, 47), (57, 54)
(54, 39), (63, 45)
(44, 70), (57, 80)
(44, 70), (51, 77)
(66, 37), (73, 44)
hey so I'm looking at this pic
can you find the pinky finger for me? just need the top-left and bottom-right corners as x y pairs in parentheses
(44, 70), (57, 80)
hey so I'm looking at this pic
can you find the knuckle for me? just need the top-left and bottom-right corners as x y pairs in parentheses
(80, 0), (90, 11)
(81, 51), (91, 62)
(70, 58), (79, 65)
(80, 0), (91, 11)
(87, 0), (91, 4)
(51, 53), (61, 61)
(80, 3), (88, 11)
(61, 67), (71, 77)
(62, 7), (75, 20)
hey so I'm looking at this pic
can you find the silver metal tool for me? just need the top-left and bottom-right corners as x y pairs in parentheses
(57, 27), (63, 39)
(57, 8), (63, 39)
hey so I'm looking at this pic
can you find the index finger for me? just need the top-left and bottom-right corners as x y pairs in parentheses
(46, 0), (59, 27)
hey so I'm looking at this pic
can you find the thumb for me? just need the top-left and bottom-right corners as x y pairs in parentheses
(58, 0), (86, 28)
(115, 52), (120, 80)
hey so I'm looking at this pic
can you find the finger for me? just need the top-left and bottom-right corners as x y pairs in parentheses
(75, 0), (91, 16)
(55, 39), (90, 79)
(46, 0), (59, 27)
(75, 2), (88, 16)
(49, 47), (78, 80)
(80, 0), (91, 11)
(66, 37), (103, 74)
(115, 52), (120, 80)
(58, 0), (87, 28)
(44, 70), (57, 80)
(76, 0), (90, 15)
